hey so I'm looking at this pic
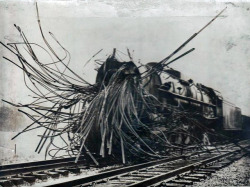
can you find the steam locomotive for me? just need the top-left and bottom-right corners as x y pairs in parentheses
(96, 57), (244, 138)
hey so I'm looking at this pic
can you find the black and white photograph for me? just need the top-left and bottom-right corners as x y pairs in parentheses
(0, 0), (250, 186)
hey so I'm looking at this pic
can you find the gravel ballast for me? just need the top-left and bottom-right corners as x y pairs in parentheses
(193, 155), (250, 186)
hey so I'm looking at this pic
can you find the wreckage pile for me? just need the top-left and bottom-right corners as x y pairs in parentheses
(1, 4), (229, 165)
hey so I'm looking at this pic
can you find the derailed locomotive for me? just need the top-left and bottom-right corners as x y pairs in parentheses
(87, 53), (247, 163)
(96, 55), (243, 140)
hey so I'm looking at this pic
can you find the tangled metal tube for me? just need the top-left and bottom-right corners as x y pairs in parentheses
(1, 4), (232, 165)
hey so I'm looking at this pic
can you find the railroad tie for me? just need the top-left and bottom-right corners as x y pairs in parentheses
(8, 178), (24, 186)
(192, 170), (212, 176)
(30, 173), (48, 180)
(206, 164), (223, 170)
(20, 175), (36, 183)
(195, 168), (216, 173)
(188, 173), (207, 179)
(179, 176), (200, 182)
(65, 167), (81, 174)
(128, 173), (154, 178)
(159, 181), (185, 187)
(55, 169), (69, 176)
(43, 171), (60, 178)
(170, 179), (193, 185)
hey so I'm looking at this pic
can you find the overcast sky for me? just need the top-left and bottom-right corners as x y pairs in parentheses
(0, 0), (250, 161)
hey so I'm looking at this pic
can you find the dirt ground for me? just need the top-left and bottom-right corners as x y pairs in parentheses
(193, 155), (250, 186)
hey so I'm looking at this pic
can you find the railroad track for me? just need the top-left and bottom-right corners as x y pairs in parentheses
(47, 140), (250, 187)
(0, 140), (249, 187)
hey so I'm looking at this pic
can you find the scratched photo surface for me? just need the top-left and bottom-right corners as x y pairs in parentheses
(0, 0), (249, 168)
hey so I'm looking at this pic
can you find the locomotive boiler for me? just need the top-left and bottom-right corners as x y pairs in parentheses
(142, 63), (243, 133)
